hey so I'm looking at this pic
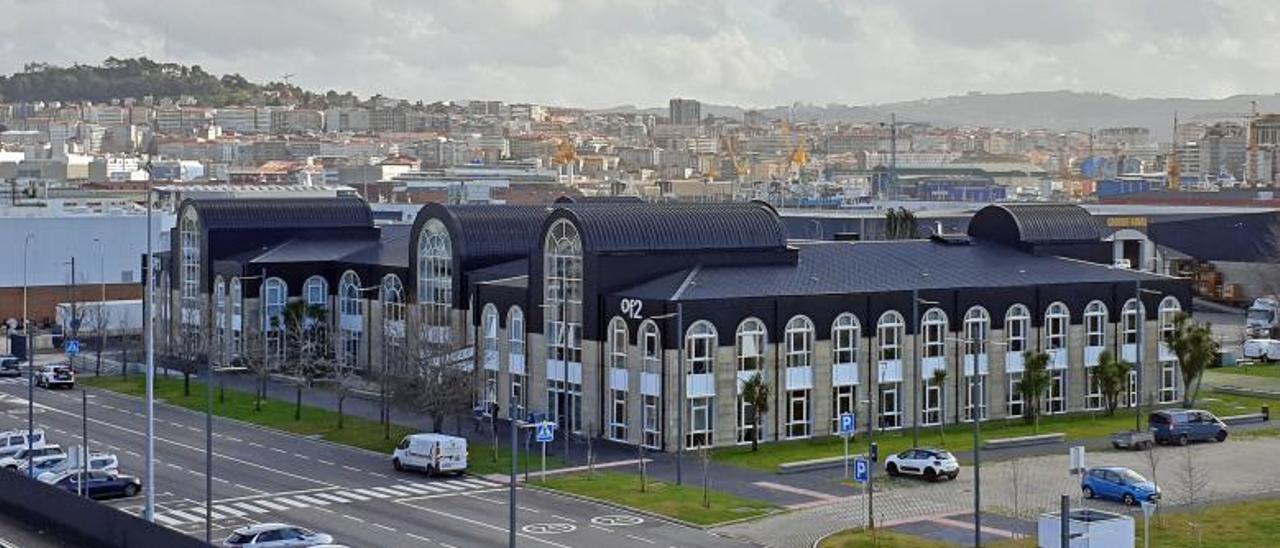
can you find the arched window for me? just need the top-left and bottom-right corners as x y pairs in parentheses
(963, 307), (989, 356)
(831, 312), (860, 434)
(736, 318), (766, 374)
(1158, 297), (1182, 403)
(179, 208), (201, 339)
(417, 219), (453, 343)
(1121, 299), (1142, 345)
(304, 276), (328, 309)
(508, 306), (526, 403)
(1085, 301), (1107, 348)
(607, 317), (628, 370)
(482, 304), (500, 370)
(1005, 304), (1030, 354)
(606, 316), (629, 441)
(339, 271), (363, 368)
(639, 320), (662, 449)
(229, 278), (243, 357)
(961, 307), (990, 421)
(544, 219), (583, 365)
(262, 277), (286, 364)
(832, 313), (860, 366)
(685, 321), (717, 448)
(922, 308), (947, 359)
(382, 274), (406, 353)
(1044, 302), (1069, 352)
(877, 311), (904, 362)
(784, 316), (815, 368)
(1159, 297), (1181, 341)
(213, 276), (226, 363)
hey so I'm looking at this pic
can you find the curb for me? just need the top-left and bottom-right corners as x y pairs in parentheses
(523, 480), (785, 531)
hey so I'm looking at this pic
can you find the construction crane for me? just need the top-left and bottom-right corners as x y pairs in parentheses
(1168, 113), (1181, 191)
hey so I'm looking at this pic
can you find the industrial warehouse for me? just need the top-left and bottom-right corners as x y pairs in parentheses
(162, 197), (1190, 452)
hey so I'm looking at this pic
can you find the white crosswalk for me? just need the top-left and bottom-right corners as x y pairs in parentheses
(148, 477), (505, 526)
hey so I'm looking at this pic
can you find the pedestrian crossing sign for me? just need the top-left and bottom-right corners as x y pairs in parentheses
(535, 422), (555, 443)
(65, 340), (80, 357)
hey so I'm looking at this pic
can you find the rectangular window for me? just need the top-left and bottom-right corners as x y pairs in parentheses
(922, 380), (942, 426)
(737, 396), (757, 445)
(831, 385), (855, 433)
(511, 374), (524, 407)
(643, 395), (661, 449)
(1127, 369), (1138, 407)
(1044, 370), (1066, 415)
(878, 383), (901, 429)
(1159, 362), (1178, 403)
(1007, 318), (1027, 353)
(786, 389), (810, 439)
(1086, 313), (1105, 347)
(609, 389), (628, 441)
(1007, 372), (1024, 418)
(1085, 369), (1103, 410)
(482, 370), (498, 405)
(961, 375), (987, 422)
(687, 397), (713, 448)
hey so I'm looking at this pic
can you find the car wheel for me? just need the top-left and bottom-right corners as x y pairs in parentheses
(426, 465), (436, 477)
(393, 458), (403, 472)
(1123, 493), (1136, 506)
(1216, 430), (1228, 443)
(1112, 442), (1122, 450)
(1178, 434), (1189, 446)
(123, 484), (138, 497)
(923, 468), (937, 482)
(1083, 486), (1094, 499)
(886, 463), (899, 477)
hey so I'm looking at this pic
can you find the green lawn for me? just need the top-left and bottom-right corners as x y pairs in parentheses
(82, 375), (558, 475)
(716, 390), (1274, 472)
(820, 497), (1280, 548)
(1213, 364), (1280, 379)
(538, 470), (776, 526)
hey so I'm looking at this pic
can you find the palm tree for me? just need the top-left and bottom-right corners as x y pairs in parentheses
(1096, 349), (1130, 416)
(1019, 351), (1052, 433)
(930, 368), (948, 445)
(1165, 312), (1219, 408)
(741, 373), (770, 452)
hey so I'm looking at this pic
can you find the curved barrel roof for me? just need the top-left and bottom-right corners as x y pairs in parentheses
(410, 203), (550, 271)
(968, 203), (1104, 245)
(547, 202), (787, 253)
(180, 197), (373, 230)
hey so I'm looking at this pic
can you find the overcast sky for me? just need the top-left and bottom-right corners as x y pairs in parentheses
(2, 0), (1278, 109)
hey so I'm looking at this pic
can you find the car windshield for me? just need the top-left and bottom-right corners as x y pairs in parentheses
(1118, 469), (1148, 484)
(1247, 309), (1273, 322)
(225, 532), (254, 544)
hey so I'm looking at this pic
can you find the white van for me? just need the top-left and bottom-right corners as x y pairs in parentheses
(392, 433), (468, 476)
(0, 429), (46, 459)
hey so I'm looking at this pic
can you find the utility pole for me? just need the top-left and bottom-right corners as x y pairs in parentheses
(205, 351), (214, 544)
(508, 394), (519, 548)
(96, 238), (105, 376)
(675, 302), (684, 485)
(144, 148), (156, 522)
(972, 374), (982, 547)
(911, 288), (919, 447)
(23, 233), (35, 481)
(68, 256), (77, 376)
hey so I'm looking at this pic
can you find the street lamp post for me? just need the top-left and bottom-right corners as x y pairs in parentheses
(1134, 282), (1162, 431)
(94, 237), (105, 376)
(911, 293), (938, 447)
(23, 233), (35, 480)
(143, 166), (156, 522)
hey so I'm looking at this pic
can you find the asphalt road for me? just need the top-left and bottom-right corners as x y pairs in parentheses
(0, 372), (750, 548)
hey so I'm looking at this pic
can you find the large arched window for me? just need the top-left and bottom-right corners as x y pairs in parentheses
(1005, 304), (1030, 354)
(962, 306), (990, 421)
(508, 306), (526, 403)
(1158, 297), (1182, 403)
(832, 313), (860, 366)
(1043, 302), (1070, 414)
(922, 308), (947, 359)
(544, 219), (583, 366)
(607, 317), (628, 371)
(1122, 299), (1143, 345)
(1044, 302), (1069, 352)
(229, 278), (243, 358)
(179, 208), (201, 340)
(877, 311), (904, 363)
(921, 308), (947, 426)
(606, 316), (629, 441)
(1085, 301), (1107, 348)
(304, 276), (328, 309)
(685, 321), (717, 448)
(1159, 297), (1181, 341)
(1083, 300), (1108, 411)
(213, 276), (226, 363)
(963, 307), (989, 357)
(339, 271), (363, 368)
(876, 310), (905, 430)
(783, 315), (815, 439)
(784, 316), (815, 369)
(481, 303), (500, 370)
(639, 320), (662, 449)
(831, 313), (860, 434)
(418, 218), (453, 344)
(735, 317), (766, 444)
(382, 274), (406, 351)
(262, 277), (287, 364)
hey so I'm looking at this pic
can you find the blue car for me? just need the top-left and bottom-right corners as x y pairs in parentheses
(52, 471), (141, 500)
(1082, 467), (1160, 506)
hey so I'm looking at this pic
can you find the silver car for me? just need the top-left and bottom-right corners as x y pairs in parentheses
(223, 523), (334, 547)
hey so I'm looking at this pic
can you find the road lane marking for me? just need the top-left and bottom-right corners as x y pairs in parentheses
(405, 533), (432, 543)
(373, 486), (415, 497)
(342, 465), (362, 472)
(341, 514), (365, 523)
(212, 505), (246, 517)
(273, 497), (312, 508)
(312, 492), (354, 504)
(625, 534), (656, 544)
(404, 482), (446, 493)
(232, 501), (269, 513)
(371, 523), (397, 532)
(317, 459), (335, 466)
(395, 500), (573, 548)
(154, 513), (186, 527)
(250, 499), (290, 511)
(333, 491), (370, 501)
(166, 509), (205, 523)
(551, 515), (577, 523)
(354, 488), (390, 498)
(292, 495), (331, 506)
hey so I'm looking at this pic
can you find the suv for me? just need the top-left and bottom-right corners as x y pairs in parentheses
(1, 445), (65, 471)
(0, 429), (46, 459)
(1150, 409), (1228, 445)
(35, 365), (75, 389)
(884, 448), (960, 481)
(0, 356), (21, 377)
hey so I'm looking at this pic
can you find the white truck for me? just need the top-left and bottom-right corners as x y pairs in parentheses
(1246, 296), (1280, 338)
(391, 433), (468, 476)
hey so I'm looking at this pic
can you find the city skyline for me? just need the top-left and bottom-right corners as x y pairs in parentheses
(3, 0), (1280, 109)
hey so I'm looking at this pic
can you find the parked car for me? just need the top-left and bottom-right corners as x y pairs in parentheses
(0, 445), (65, 471)
(0, 429), (45, 459)
(0, 356), (22, 377)
(392, 433), (468, 476)
(51, 471), (141, 499)
(36, 453), (119, 483)
(1150, 409), (1229, 445)
(1082, 467), (1160, 506)
(222, 523), (334, 547)
(884, 448), (960, 482)
(34, 365), (75, 389)
(1242, 338), (1280, 362)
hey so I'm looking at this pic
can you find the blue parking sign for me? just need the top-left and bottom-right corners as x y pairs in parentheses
(839, 412), (856, 437)
(854, 457), (869, 483)
(535, 422), (555, 443)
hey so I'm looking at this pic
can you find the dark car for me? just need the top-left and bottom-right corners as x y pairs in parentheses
(53, 471), (141, 500)
(1150, 409), (1228, 445)
(0, 356), (21, 377)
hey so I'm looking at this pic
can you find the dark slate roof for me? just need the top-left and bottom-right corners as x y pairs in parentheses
(549, 202), (786, 253)
(468, 259), (528, 284)
(412, 203), (549, 270)
(616, 239), (1171, 301)
(554, 195), (645, 204)
(1147, 211), (1280, 262)
(182, 197), (373, 231)
(968, 203), (1104, 245)
(247, 224), (411, 268)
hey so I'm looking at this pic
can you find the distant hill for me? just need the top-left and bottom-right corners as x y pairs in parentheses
(0, 57), (357, 108)
(601, 91), (1280, 138)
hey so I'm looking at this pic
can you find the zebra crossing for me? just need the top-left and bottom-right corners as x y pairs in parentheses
(0, 378), (28, 385)
(149, 477), (506, 527)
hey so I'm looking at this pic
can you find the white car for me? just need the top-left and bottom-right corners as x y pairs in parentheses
(37, 453), (119, 483)
(34, 365), (75, 389)
(0, 428), (46, 459)
(884, 448), (960, 482)
(222, 523), (334, 547)
(1242, 338), (1280, 362)
(0, 444), (66, 471)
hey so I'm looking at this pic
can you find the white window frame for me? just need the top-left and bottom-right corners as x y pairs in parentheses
(922, 308), (947, 359)
(785, 316), (814, 368)
(544, 219), (583, 366)
(609, 389), (628, 441)
(1085, 300), (1107, 348)
(339, 271), (363, 368)
(877, 311), (904, 362)
(878, 383), (901, 430)
(832, 313), (860, 367)
(1006, 304), (1029, 354)
(832, 384), (855, 433)
(786, 389), (811, 439)
(418, 218), (453, 343)
(1007, 372), (1024, 418)
(262, 277), (286, 364)
(1122, 299), (1142, 346)
(1045, 302), (1069, 352)
(1085, 368), (1104, 410)
(922, 378), (942, 426)
(685, 321), (717, 376)
(736, 318), (766, 444)
(687, 396), (713, 449)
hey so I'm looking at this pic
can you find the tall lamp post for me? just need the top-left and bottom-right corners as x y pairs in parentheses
(143, 148), (157, 522)
(94, 237), (105, 376)
(23, 233), (35, 478)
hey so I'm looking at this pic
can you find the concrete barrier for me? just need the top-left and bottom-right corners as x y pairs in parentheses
(0, 471), (205, 548)
(983, 432), (1065, 450)
(778, 454), (857, 474)
(1222, 413), (1268, 426)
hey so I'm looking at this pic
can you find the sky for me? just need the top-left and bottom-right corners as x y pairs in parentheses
(2, 0), (1279, 109)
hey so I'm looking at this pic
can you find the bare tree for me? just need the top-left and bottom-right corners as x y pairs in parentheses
(90, 304), (113, 376)
(1177, 444), (1210, 509)
(333, 364), (364, 430)
(1144, 433), (1163, 525)
(284, 301), (332, 421)
(1006, 456), (1027, 526)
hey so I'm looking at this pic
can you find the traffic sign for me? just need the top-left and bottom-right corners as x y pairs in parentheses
(854, 457), (869, 483)
(65, 339), (80, 357)
(839, 412), (856, 437)
(535, 421), (556, 443)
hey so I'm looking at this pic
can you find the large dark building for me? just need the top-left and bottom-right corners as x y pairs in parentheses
(162, 198), (1190, 451)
